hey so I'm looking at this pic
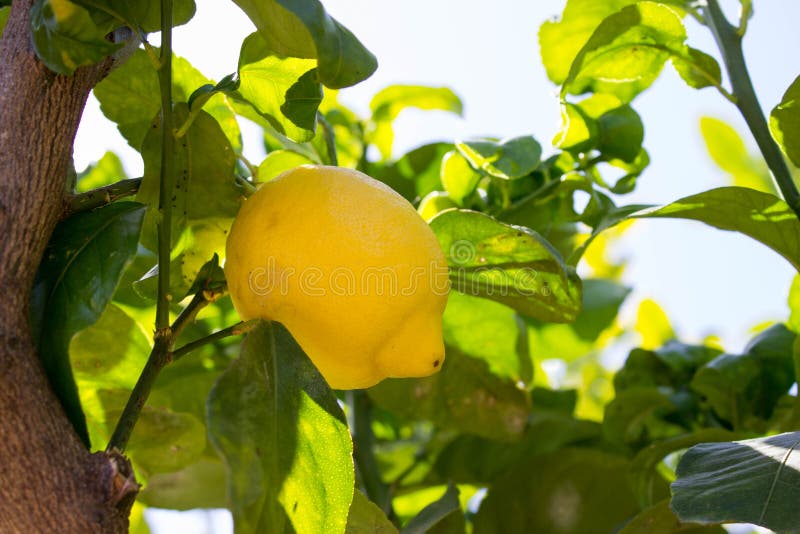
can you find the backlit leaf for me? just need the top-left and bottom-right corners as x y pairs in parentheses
(455, 136), (542, 180)
(430, 210), (582, 322)
(136, 105), (240, 299)
(207, 322), (354, 533)
(633, 187), (800, 272)
(229, 0), (377, 88)
(770, 74), (800, 168)
(539, 0), (640, 85)
(369, 85), (463, 159)
(232, 32), (321, 142)
(672, 47), (722, 90)
(562, 2), (687, 102)
(94, 49), (242, 152)
(699, 117), (772, 193)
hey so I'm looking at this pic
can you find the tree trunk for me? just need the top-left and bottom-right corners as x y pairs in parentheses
(0, 2), (135, 531)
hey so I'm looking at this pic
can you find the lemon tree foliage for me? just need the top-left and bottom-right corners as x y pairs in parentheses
(26, 0), (800, 531)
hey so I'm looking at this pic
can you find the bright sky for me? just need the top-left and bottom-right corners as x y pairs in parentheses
(72, 1), (800, 529)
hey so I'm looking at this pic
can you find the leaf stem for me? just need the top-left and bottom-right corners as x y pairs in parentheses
(348, 390), (397, 523)
(156, 0), (175, 331)
(317, 111), (338, 166)
(171, 321), (250, 361)
(703, 0), (800, 218)
(66, 178), (142, 216)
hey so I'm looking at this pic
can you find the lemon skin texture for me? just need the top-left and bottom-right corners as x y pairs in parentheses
(224, 165), (450, 389)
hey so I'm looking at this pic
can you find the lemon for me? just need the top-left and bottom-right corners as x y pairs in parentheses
(225, 165), (450, 389)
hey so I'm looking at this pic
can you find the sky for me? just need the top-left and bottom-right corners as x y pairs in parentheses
(71, 1), (800, 530)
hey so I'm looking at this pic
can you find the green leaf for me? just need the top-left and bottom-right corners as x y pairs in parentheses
(430, 210), (582, 322)
(432, 413), (601, 484)
(691, 324), (795, 425)
(139, 458), (228, 510)
(401, 483), (463, 534)
(185, 253), (226, 297)
(69, 303), (147, 393)
(539, 0), (640, 85)
(371, 143), (451, 201)
(672, 431), (800, 531)
(30, 0), (120, 75)
(699, 117), (772, 192)
(554, 94), (644, 163)
(440, 150), (481, 206)
(620, 499), (726, 533)
(69, 302), (149, 444)
(553, 102), (597, 152)
(94, 49), (242, 152)
(232, 32), (322, 142)
(614, 342), (720, 392)
(256, 149), (315, 182)
(125, 401), (207, 476)
(596, 102), (644, 162)
(418, 192), (458, 222)
(672, 47), (722, 90)
(69, 303), (208, 474)
(30, 202), (145, 447)
(76, 151), (128, 192)
(562, 2), (687, 102)
(187, 72), (240, 111)
(455, 136), (542, 180)
(207, 321), (354, 533)
(136, 105), (240, 299)
(632, 186), (800, 272)
(789, 274), (800, 332)
(368, 347), (529, 442)
(602, 388), (681, 450)
(0, 6), (10, 37)
(229, 0), (377, 89)
(443, 292), (532, 385)
(345, 490), (397, 534)
(629, 429), (739, 509)
(76, 0), (195, 33)
(473, 448), (644, 533)
(369, 85), (463, 159)
(770, 74), (800, 168)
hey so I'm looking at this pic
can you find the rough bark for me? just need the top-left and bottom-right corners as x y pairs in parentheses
(0, 1), (135, 531)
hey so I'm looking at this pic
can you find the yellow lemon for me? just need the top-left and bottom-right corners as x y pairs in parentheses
(225, 165), (450, 389)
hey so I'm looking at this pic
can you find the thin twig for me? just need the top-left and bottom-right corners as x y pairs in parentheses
(317, 111), (338, 166)
(66, 178), (142, 216)
(171, 321), (248, 361)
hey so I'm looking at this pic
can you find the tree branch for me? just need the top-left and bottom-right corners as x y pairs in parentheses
(156, 0), (175, 331)
(703, 0), (800, 218)
(66, 177), (142, 216)
(0, 0), (135, 530)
